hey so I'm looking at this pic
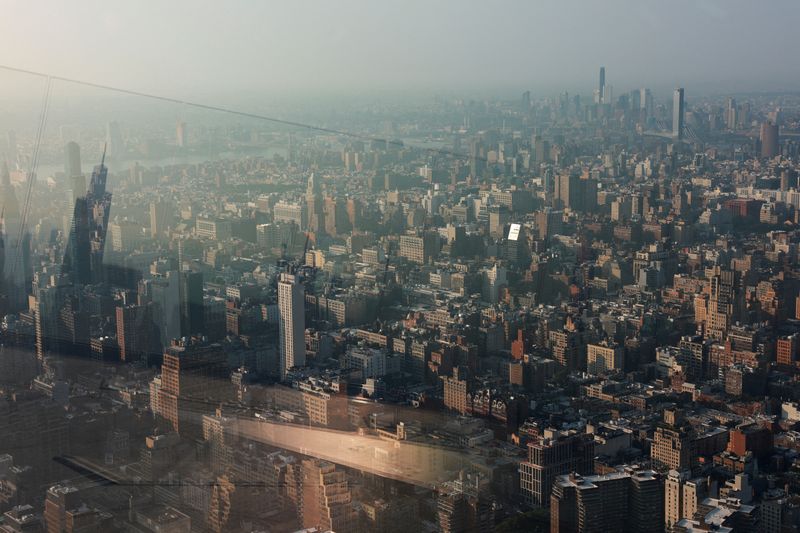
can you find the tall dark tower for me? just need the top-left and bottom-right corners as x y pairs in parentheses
(599, 67), (606, 103)
(64, 142), (81, 179)
(179, 270), (204, 337)
(0, 160), (29, 312)
(62, 148), (112, 285)
(673, 88), (685, 139)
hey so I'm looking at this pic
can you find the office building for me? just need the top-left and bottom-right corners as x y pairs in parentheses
(761, 121), (780, 158)
(443, 366), (469, 414)
(652, 422), (692, 471)
(488, 205), (509, 238)
(195, 217), (232, 241)
(150, 200), (172, 238)
(519, 429), (595, 506)
(64, 141), (81, 179)
(179, 271), (204, 337)
(273, 201), (306, 229)
(116, 303), (153, 363)
(550, 469), (662, 533)
(536, 208), (563, 240)
(437, 476), (494, 533)
(556, 173), (597, 213)
(726, 97), (738, 130)
(586, 342), (624, 375)
(109, 220), (143, 252)
(157, 338), (228, 437)
(399, 232), (440, 264)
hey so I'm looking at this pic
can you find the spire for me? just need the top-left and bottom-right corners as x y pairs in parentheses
(90, 147), (109, 197)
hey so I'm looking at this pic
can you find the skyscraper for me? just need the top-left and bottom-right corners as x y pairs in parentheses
(150, 200), (171, 238)
(726, 97), (737, 130)
(116, 303), (153, 363)
(0, 160), (29, 311)
(34, 274), (72, 362)
(665, 470), (688, 529)
(179, 271), (204, 337)
(176, 121), (187, 147)
(278, 272), (305, 378)
(635, 88), (654, 123)
(287, 132), (295, 164)
(62, 150), (111, 285)
(760, 121), (780, 158)
(306, 173), (325, 234)
(673, 88), (685, 139)
(469, 139), (485, 180)
(599, 67), (606, 104)
(143, 270), (182, 347)
(65, 142), (86, 211)
(158, 338), (228, 437)
(64, 142), (81, 180)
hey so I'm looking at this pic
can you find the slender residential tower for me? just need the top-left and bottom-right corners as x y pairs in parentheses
(278, 272), (305, 378)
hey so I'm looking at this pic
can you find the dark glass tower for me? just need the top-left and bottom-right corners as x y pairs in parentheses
(179, 270), (205, 337)
(62, 149), (112, 285)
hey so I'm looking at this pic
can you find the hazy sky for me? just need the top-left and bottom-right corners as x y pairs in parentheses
(2, 0), (800, 100)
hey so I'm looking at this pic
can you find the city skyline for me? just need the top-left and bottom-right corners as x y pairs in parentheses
(3, 4), (800, 532)
(2, 1), (800, 100)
